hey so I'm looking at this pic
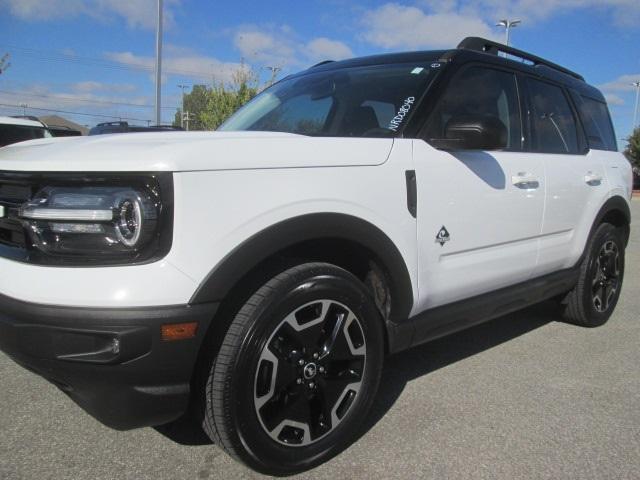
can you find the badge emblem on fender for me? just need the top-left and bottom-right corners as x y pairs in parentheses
(435, 226), (450, 246)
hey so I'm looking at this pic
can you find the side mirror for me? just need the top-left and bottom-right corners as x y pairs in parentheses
(429, 115), (507, 151)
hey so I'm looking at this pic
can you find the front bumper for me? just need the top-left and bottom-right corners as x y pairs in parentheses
(0, 292), (217, 430)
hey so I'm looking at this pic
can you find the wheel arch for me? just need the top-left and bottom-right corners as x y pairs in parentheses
(592, 195), (631, 247)
(189, 213), (414, 352)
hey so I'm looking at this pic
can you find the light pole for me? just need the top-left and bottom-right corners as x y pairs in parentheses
(154, 0), (163, 126)
(177, 84), (190, 128)
(265, 66), (282, 87)
(632, 81), (640, 130)
(496, 19), (521, 46)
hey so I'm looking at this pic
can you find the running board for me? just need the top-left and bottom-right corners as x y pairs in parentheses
(388, 266), (580, 353)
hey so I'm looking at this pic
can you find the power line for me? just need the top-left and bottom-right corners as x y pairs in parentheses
(0, 89), (178, 110)
(0, 103), (152, 123)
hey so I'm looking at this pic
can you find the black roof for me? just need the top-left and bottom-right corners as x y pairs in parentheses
(305, 37), (604, 102)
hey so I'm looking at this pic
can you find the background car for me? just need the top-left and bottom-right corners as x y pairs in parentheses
(0, 116), (52, 147)
(88, 121), (184, 135)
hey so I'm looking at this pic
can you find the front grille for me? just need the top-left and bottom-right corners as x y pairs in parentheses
(0, 172), (36, 255)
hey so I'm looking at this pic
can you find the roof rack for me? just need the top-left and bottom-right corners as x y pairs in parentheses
(457, 37), (584, 82)
(96, 121), (128, 127)
(310, 60), (335, 69)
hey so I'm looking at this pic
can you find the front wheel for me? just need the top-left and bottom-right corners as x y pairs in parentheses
(201, 263), (384, 475)
(562, 222), (625, 327)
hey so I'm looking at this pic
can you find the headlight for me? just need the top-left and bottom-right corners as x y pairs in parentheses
(14, 173), (173, 266)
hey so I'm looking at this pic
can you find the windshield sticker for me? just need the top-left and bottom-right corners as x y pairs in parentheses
(388, 96), (415, 132)
(411, 67), (424, 74)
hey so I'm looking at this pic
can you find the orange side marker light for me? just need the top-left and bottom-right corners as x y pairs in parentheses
(161, 322), (198, 341)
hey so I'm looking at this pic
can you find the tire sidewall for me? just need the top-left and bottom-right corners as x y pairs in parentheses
(581, 224), (625, 325)
(224, 265), (384, 475)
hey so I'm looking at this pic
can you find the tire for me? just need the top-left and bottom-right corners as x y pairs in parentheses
(562, 223), (625, 327)
(201, 262), (384, 475)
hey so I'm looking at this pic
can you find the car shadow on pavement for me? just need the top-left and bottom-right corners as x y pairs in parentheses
(361, 300), (557, 437)
(154, 301), (558, 450)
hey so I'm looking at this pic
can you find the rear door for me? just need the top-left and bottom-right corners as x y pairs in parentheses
(522, 78), (607, 277)
(412, 65), (545, 311)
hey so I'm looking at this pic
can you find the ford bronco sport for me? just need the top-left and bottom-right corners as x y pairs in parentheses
(0, 38), (632, 474)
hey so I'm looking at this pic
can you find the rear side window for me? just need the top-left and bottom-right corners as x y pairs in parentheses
(424, 66), (523, 150)
(0, 124), (46, 147)
(527, 79), (579, 154)
(575, 95), (617, 151)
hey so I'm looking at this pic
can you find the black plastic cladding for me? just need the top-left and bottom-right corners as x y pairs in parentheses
(0, 171), (174, 267)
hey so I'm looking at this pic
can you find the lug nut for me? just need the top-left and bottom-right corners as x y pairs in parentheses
(319, 366), (325, 373)
(308, 382), (315, 389)
(296, 378), (302, 384)
(298, 359), (305, 366)
(313, 353), (319, 359)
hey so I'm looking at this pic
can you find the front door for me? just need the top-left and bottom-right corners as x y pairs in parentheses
(412, 65), (545, 312)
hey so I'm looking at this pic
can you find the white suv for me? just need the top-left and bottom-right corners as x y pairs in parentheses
(0, 38), (632, 475)
(0, 116), (52, 147)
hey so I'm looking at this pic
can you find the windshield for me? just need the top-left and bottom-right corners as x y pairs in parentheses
(0, 124), (50, 147)
(219, 62), (439, 138)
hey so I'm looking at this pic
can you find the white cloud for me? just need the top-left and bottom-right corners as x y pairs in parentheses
(599, 73), (640, 93)
(105, 49), (245, 84)
(71, 81), (137, 94)
(417, 0), (640, 27)
(303, 38), (354, 62)
(362, 4), (497, 50)
(603, 93), (625, 106)
(232, 26), (355, 70)
(234, 28), (297, 67)
(0, 0), (180, 29)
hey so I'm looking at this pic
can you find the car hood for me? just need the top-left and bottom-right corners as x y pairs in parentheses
(0, 131), (394, 172)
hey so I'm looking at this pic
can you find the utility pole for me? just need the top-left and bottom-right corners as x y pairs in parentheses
(183, 111), (194, 131)
(632, 81), (640, 130)
(20, 103), (27, 116)
(496, 19), (521, 46)
(177, 84), (190, 128)
(154, 0), (163, 126)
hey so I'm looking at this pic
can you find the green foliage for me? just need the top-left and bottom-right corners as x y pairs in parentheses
(173, 67), (260, 130)
(0, 53), (11, 76)
(625, 127), (640, 173)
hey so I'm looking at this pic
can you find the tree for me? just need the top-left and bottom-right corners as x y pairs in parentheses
(0, 53), (11, 76)
(174, 66), (260, 131)
(625, 127), (640, 171)
(625, 127), (640, 190)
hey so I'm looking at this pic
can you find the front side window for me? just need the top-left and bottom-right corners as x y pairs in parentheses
(424, 66), (523, 150)
(527, 79), (579, 154)
(220, 62), (439, 137)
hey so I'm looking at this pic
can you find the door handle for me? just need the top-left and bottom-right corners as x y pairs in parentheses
(584, 172), (602, 186)
(511, 172), (540, 189)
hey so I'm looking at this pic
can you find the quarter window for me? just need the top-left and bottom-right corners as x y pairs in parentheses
(527, 79), (579, 154)
(424, 66), (523, 150)
(575, 95), (617, 151)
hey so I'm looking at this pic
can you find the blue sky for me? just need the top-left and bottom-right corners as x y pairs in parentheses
(0, 0), (638, 147)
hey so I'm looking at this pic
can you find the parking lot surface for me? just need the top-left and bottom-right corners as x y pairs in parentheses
(1, 199), (638, 480)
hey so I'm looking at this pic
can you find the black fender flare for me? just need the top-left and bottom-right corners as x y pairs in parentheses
(591, 195), (631, 246)
(189, 213), (414, 333)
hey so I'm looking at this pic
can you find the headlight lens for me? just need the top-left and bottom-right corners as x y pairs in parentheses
(14, 174), (172, 266)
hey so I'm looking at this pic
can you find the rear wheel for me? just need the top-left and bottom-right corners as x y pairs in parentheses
(562, 223), (625, 327)
(201, 262), (384, 475)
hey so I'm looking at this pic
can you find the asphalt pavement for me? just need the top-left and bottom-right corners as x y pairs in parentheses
(1, 199), (639, 480)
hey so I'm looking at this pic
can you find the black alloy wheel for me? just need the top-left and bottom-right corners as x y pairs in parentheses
(562, 222), (625, 327)
(200, 263), (384, 475)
